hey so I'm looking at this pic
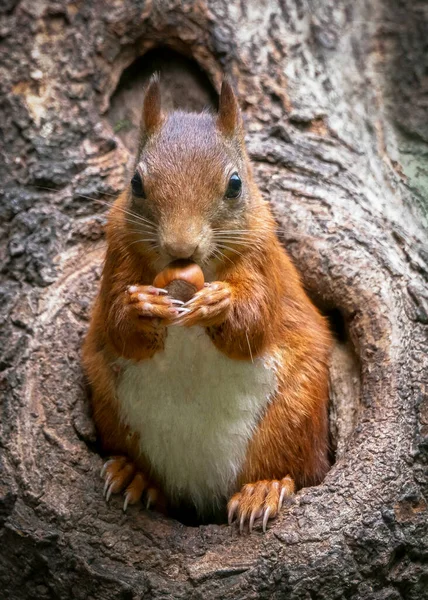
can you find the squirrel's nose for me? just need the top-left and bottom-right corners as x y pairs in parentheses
(164, 241), (198, 260)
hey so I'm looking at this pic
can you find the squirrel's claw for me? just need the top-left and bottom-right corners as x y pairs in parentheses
(278, 483), (289, 512)
(126, 285), (179, 322)
(239, 511), (246, 534)
(123, 491), (132, 512)
(173, 281), (232, 327)
(103, 476), (112, 497)
(106, 482), (115, 502)
(262, 506), (271, 533)
(128, 285), (168, 296)
(249, 506), (263, 533)
(228, 498), (239, 525)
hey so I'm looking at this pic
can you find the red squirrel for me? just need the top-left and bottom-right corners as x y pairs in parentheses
(82, 76), (332, 532)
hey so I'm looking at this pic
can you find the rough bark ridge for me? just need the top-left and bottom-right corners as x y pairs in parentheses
(0, 1), (427, 598)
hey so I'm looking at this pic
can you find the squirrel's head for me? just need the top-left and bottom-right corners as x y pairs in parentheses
(123, 75), (263, 269)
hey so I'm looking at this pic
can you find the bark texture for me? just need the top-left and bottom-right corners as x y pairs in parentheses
(0, 0), (427, 598)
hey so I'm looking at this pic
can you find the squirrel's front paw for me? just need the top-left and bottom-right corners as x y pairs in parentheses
(227, 477), (295, 533)
(126, 285), (188, 324)
(173, 281), (232, 327)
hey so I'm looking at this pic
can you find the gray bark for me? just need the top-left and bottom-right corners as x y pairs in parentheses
(0, 0), (427, 598)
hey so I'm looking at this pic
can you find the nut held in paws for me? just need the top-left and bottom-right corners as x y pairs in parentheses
(153, 260), (205, 303)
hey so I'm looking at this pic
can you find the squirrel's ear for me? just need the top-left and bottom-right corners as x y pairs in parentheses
(217, 79), (242, 137)
(141, 74), (164, 137)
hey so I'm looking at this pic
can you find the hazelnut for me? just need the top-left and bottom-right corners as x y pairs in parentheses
(153, 260), (204, 303)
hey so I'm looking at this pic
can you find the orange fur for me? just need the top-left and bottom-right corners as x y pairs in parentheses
(82, 79), (332, 526)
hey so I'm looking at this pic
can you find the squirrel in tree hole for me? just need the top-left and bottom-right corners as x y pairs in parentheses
(82, 76), (332, 532)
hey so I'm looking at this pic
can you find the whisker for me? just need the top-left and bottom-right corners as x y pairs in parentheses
(113, 209), (156, 229)
(122, 229), (158, 239)
(125, 236), (158, 243)
(152, 254), (163, 269)
(36, 184), (121, 199)
(35, 186), (117, 207)
(86, 189), (118, 198)
(121, 217), (156, 231)
(213, 248), (234, 264)
(106, 209), (156, 229)
(112, 224), (157, 239)
(123, 239), (161, 251)
(212, 227), (256, 232)
(245, 331), (254, 364)
(213, 232), (258, 238)
(212, 229), (259, 235)
(210, 249), (223, 264)
(213, 237), (257, 245)
(213, 233), (258, 238)
(212, 235), (260, 243)
(215, 238), (256, 250)
(35, 185), (157, 230)
(111, 220), (157, 235)
(213, 236), (257, 242)
(216, 243), (243, 257)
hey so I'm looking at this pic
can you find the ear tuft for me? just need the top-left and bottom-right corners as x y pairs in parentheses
(142, 73), (163, 136)
(217, 78), (242, 137)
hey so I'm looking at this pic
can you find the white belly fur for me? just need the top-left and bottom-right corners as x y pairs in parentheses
(116, 327), (278, 513)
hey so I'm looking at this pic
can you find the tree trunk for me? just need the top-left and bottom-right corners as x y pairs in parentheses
(0, 1), (427, 598)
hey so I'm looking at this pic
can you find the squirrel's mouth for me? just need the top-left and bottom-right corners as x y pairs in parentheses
(155, 252), (207, 272)
(153, 238), (242, 271)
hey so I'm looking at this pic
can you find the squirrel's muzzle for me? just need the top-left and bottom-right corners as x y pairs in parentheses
(163, 239), (199, 260)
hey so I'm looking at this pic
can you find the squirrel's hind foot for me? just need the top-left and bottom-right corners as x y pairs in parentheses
(228, 476), (295, 533)
(101, 456), (164, 513)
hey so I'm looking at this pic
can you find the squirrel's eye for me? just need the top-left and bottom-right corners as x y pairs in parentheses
(131, 172), (145, 198)
(225, 172), (242, 199)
